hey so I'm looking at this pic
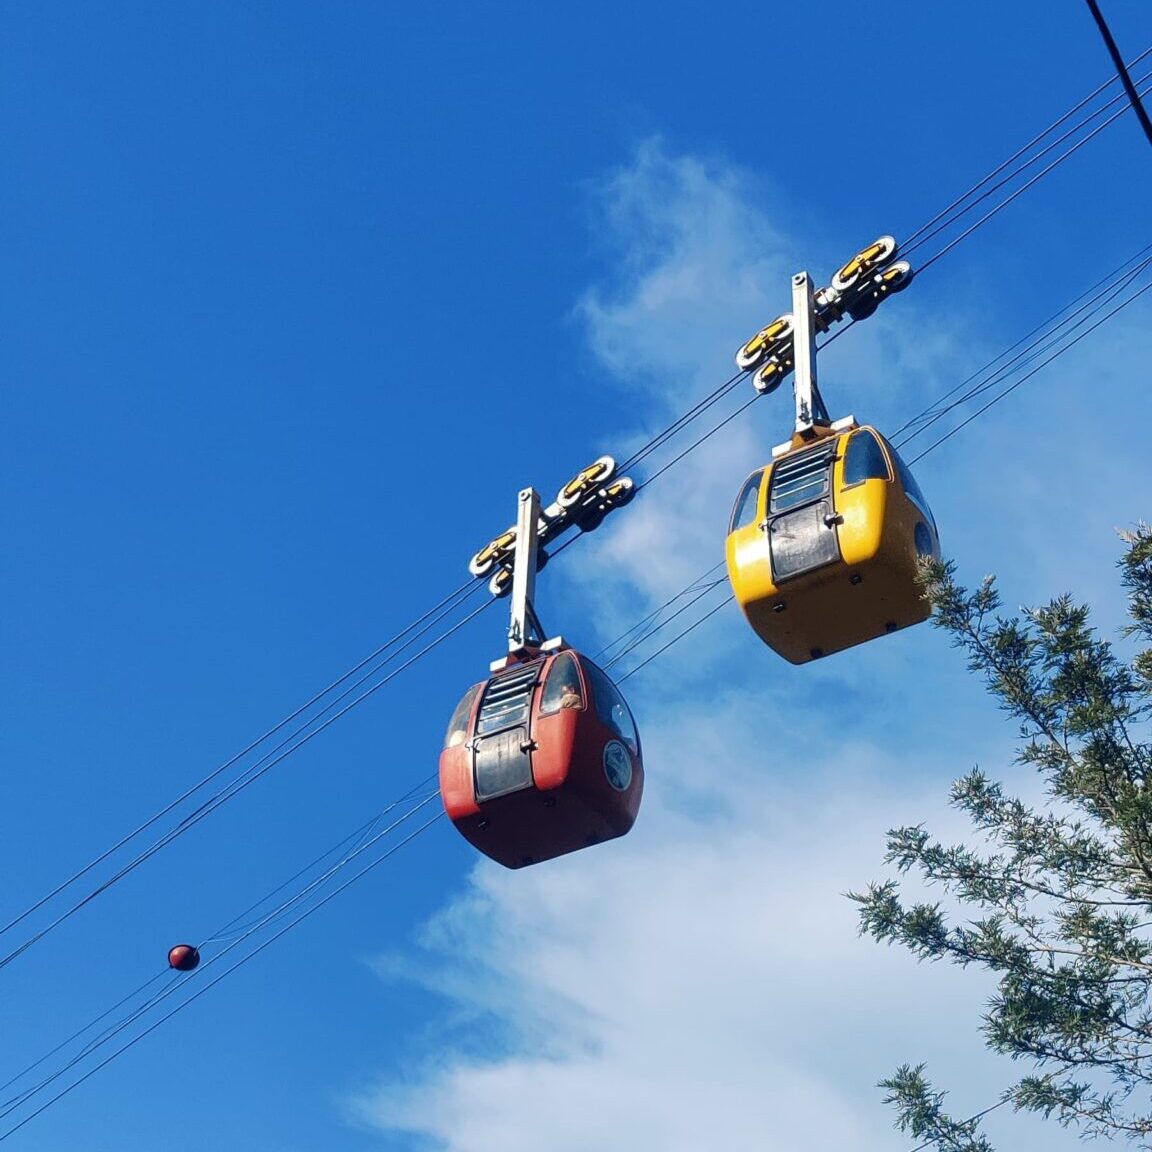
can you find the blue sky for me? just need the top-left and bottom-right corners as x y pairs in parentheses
(2, 3), (1151, 1149)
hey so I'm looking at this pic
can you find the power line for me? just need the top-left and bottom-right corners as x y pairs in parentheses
(14, 38), (1139, 966)
(904, 65), (1152, 267)
(610, 50), (1152, 496)
(615, 595), (735, 684)
(1084, 0), (1152, 148)
(907, 1097), (1009, 1152)
(0, 810), (444, 1143)
(906, 273), (1152, 465)
(0, 789), (442, 1126)
(0, 595), (493, 974)
(6, 39), (1151, 1134)
(7, 240), (1144, 1123)
(601, 248), (1152, 683)
(900, 45), (1152, 252)
(598, 565), (727, 671)
(915, 75), (1152, 275)
(0, 576), (481, 944)
(895, 246), (1152, 452)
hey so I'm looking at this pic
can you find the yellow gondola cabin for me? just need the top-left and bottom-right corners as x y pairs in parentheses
(725, 421), (939, 664)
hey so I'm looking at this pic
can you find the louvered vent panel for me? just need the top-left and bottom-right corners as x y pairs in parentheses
(476, 663), (541, 736)
(769, 442), (836, 514)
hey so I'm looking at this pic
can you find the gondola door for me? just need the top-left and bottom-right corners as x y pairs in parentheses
(471, 661), (541, 801)
(767, 439), (841, 582)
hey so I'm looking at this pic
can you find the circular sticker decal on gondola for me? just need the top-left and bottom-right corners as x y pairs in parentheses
(603, 741), (632, 791)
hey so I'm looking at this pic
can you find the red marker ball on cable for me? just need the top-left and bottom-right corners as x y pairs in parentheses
(168, 944), (200, 971)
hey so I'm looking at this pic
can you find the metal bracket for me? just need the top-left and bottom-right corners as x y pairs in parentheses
(469, 456), (636, 605)
(508, 487), (547, 656)
(734, 237), (913, 431)
(792, 271), (831, 440)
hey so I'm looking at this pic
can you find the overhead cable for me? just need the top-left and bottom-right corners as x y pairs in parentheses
(0, 576), (481, 944)
(1084, 1), (1152, 148)
(0, 595), (492, 974)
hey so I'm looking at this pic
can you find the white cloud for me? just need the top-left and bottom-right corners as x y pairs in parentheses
(356, 702), (1079, 1151)
(356, 140), (1149, 1151)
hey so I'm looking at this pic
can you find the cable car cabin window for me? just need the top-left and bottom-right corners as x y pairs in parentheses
(539, 652), (585, 715)
(842, 429), (890, 487)
(768, 441), (837, 514)
(444, 683), (481, 749)
(580, 659), (639, 755)
(889, 444), (937, 532)
(475, 662), (541, 736)
(729, 469), (765, 533)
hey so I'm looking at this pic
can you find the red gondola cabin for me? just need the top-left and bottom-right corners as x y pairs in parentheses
(439, 645), (643, 868)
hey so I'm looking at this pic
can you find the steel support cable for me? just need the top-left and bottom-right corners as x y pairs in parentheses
(907, 274), (1152, 465)
(615, 593), (736, 685)
(0, 776), (442, 1116)
(582, 65), (1152, 523)
(894, 250), (1152, 450)
(1085, 0), (1152, 149)
(611, 52), (1152, 486)
(0, 596), (494, 975)
(614, 259), (1152, 671)
(618, 323), (857, 490)
(900, 45), (1152, 251)
(0, 810), (445, 1144)
(890, 243), (1152, 442)
(635, 394), (762, 495)
(5, 43), (1146, 1119)
(577, 53), (1152, 511)
(492, 91), (1152, 682)
(5, 43), (1144, 1134)
(593, 561), (727, 665)
(0, 575), (481, 945)
(1, 794), (443, 1121)
(901, 1071), (1067, 1152)
(903, 63), (1152, 263)
(0, 542), (725, 1126)
(915, 76), (1152, 277)
(3, 292), (1126, 1124)
(905, 1098), (1010, 1152)
(602, 578), (728, 672)
(616, 369), (750, 475)
(607, 262), (1152, 682)
(608, 64), (1152, 498)
(899, 258), (1152, 445)
(615, 56), (1152, 484)
(0, 553), (733, 1131)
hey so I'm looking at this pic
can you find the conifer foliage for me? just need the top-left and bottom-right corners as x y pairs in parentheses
(851, 527), (1152, 1148)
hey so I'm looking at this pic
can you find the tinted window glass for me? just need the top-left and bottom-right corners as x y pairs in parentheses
(539, 651), (585, 715)
(728, 470), (764, 533)
(580, 658), (639, 755)
(889, 445), (937, 531)
(443, 683), (481, 749)
(842, 429), (890, 485)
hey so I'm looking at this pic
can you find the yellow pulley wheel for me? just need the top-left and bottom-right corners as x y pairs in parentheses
(877, 260), (913, 293)
(488, 566), (513, 598)
(831, 235), (898, 293)
(754, 356), (791, 395)
(735, 314), (793, 371)
(557, 455), (617, 509)
(469, 527), (517, 578)
(602, 477), (635, 507)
